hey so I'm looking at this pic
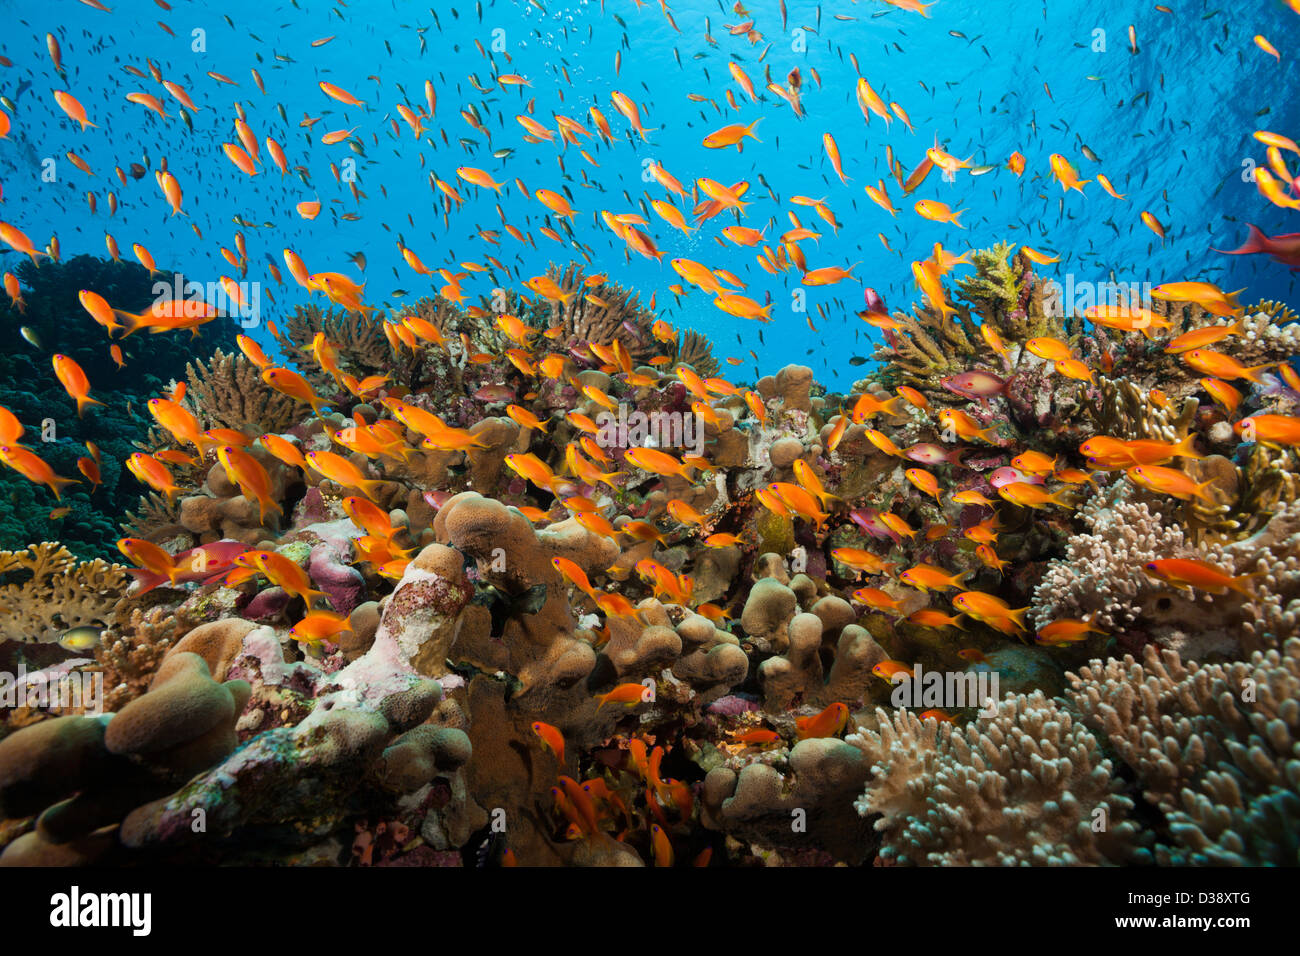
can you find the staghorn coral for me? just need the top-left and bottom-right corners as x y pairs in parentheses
(870, 298), (988, 392)
(0, 543), (129, 645)
(1068, 639), (1300, 865)
(848, 695), (1145, 865)
(183, 348), (301, 434)
(871, 244), (1074, 399)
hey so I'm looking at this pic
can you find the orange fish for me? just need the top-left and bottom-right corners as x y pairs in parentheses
(531, 721), (566, 765)
(795, 702), (850, 740)
(595, 682), (649, 711)
(1143, 558), (1257, 596)
(52, 354), (104, 416)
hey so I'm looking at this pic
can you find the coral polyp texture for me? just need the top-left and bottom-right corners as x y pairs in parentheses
(1, 0), (1299, 873)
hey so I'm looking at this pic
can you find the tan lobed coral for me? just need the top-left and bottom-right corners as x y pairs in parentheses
(0, 543), (130, 645)
(847, 694), (1145, 865)
(1068, 638), (1300, 865)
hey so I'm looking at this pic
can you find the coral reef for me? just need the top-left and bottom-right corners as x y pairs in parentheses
(1, 250), (1297, 869)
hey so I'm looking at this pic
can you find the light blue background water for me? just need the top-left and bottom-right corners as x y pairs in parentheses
(2, 0), (1297, 389)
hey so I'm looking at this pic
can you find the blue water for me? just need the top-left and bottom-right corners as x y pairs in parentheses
(2, 0), (1298, 389)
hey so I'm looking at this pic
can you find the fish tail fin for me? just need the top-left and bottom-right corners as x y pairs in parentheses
(1048, 489), (1076, 510)
(1216, 224), (1268, 256)
(1174, 433), (1203, 459)
(1243, 362), (1276, 384)
(359, 479), (389, 501)
(75, 394), (107, 416)
(1009, 606), (1031, 631)
(1192, 479), (1220, 504)
(258, 496), (284, 525)
(1228, 570), (1265, 596)
(112, 310), (143, 336)
(880, 396), (906, 418)
(47, 474), (80, 501)
(976, 425), (1002, 444)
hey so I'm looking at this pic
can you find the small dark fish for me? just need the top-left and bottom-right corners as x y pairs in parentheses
(849, 356), (868, 366)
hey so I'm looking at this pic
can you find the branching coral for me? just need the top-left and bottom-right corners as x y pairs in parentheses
(0, 543), (129, 644)
(1068, 639), (1300, 865)
(1033, 485), (1300, 659)
(275, 302), (393, 387)
(537, 262), (660, 367)
(847, 695), (1144, 865)
(672, 329), (718, 378)
(120, 492), (185, 542)
(183, 349), (301, 434)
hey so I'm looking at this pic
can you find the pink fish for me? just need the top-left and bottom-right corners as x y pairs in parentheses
(941, 370), (1010, 401)
(473, 383), (516, 403)
(1214, 224), (1300, 269)
(904, 442), (965, 466)
(126, 539), (248, 595)
(423, 490), (454, 510)
(849, 507), (901, 543)
(988, 466), (1044, 489)
(863, 287), (888, 314)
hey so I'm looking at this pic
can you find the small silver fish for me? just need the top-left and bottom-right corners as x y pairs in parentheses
(1081, 144), (1101, 163)
(20, 326), (41, 348)
(969, 164), (997, 176)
